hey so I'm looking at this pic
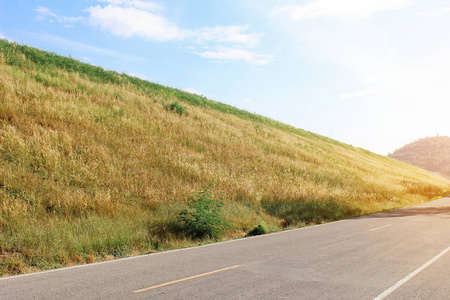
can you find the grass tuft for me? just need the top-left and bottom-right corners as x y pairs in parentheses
(166, 101), (186, 115)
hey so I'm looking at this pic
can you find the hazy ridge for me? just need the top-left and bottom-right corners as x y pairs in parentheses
(389, 136), (450, 178)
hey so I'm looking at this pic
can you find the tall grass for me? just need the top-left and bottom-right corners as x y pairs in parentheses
(0, 39), (449, 276)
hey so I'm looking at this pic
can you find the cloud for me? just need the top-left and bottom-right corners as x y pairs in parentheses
(194, 46), (273, 65)
(87, 5), (187, 41)
(35, 6), (56, 20)
(127, 72), (148, 80)
(86, 1), (271, 65)
(195, 25), (261, 47)
(34, 6), (82, 27)
(34, 1), (272, 65)
(34, 3), (179, 40)
(182, 87), (203, 96)
(271, 0), (411, 20)
(86, 3), (262, 46)
(97, 0), (164, 12)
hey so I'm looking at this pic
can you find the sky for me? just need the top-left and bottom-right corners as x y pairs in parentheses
(1, 0), (450, 155)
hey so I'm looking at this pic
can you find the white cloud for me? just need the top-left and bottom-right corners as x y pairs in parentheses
(127, 72), (148, 80)
(194, 46), (273, 65)
(86, 3), (263, 46)
(35, 6), (82, 26)
(0, 32), (4, 39)
(85, 2), (271, 64)
(97, 0), (163, 12)
(35, 6), (56, 20)
(87, 5), (187, 41)
(271, 0), (411, 20)
(195, 25), (261, 47)
(182, 88), (203, 96)
(34, 2), (272, 65)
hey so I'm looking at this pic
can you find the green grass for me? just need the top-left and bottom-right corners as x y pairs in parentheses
(0, 39), (449, 276)
(178, 184), (229, 239)
(166, 101), (186, 115)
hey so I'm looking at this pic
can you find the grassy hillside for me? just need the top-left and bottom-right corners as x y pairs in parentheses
(389, 136), (450, 178)
(1, 39), (449, 276)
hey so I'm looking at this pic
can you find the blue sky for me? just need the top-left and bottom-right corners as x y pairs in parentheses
(1, 0), (450, 155)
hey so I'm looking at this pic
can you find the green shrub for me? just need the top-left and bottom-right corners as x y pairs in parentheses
(178, 184), (229, 239)
(246, 223), (267, 237)
(167, 101), (185, 115)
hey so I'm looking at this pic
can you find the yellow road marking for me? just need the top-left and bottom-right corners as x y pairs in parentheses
(132, 265), (241, 293)
(369, 224), (391, 232)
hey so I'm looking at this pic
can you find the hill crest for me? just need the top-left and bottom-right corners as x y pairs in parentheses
(388, 135), (450, 178)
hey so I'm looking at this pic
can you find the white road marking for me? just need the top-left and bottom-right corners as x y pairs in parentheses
(369, 225), (391, 232)
(373, 245), (450, 300)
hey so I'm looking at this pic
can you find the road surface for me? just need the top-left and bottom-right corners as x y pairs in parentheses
(1, 197), (450, 299)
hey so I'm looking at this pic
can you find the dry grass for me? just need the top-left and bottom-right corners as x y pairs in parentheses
(0, 40), (449, 276)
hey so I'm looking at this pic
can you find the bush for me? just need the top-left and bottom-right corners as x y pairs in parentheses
(246, 223), (267, 237)
(167, 101), (185, 115)
(178, 184), (229, 239)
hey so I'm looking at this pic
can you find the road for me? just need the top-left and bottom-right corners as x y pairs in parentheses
(1, 197), (450, 299)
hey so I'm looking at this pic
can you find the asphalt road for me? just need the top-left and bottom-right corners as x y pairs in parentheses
(1, 197), (450, 299)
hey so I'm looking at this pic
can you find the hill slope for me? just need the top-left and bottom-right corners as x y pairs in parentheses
(389, 136), (450, 178)
(1, 40), (449, 276)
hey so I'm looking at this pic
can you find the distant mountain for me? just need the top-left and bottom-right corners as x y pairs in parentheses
(388, 136), (450, 178)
